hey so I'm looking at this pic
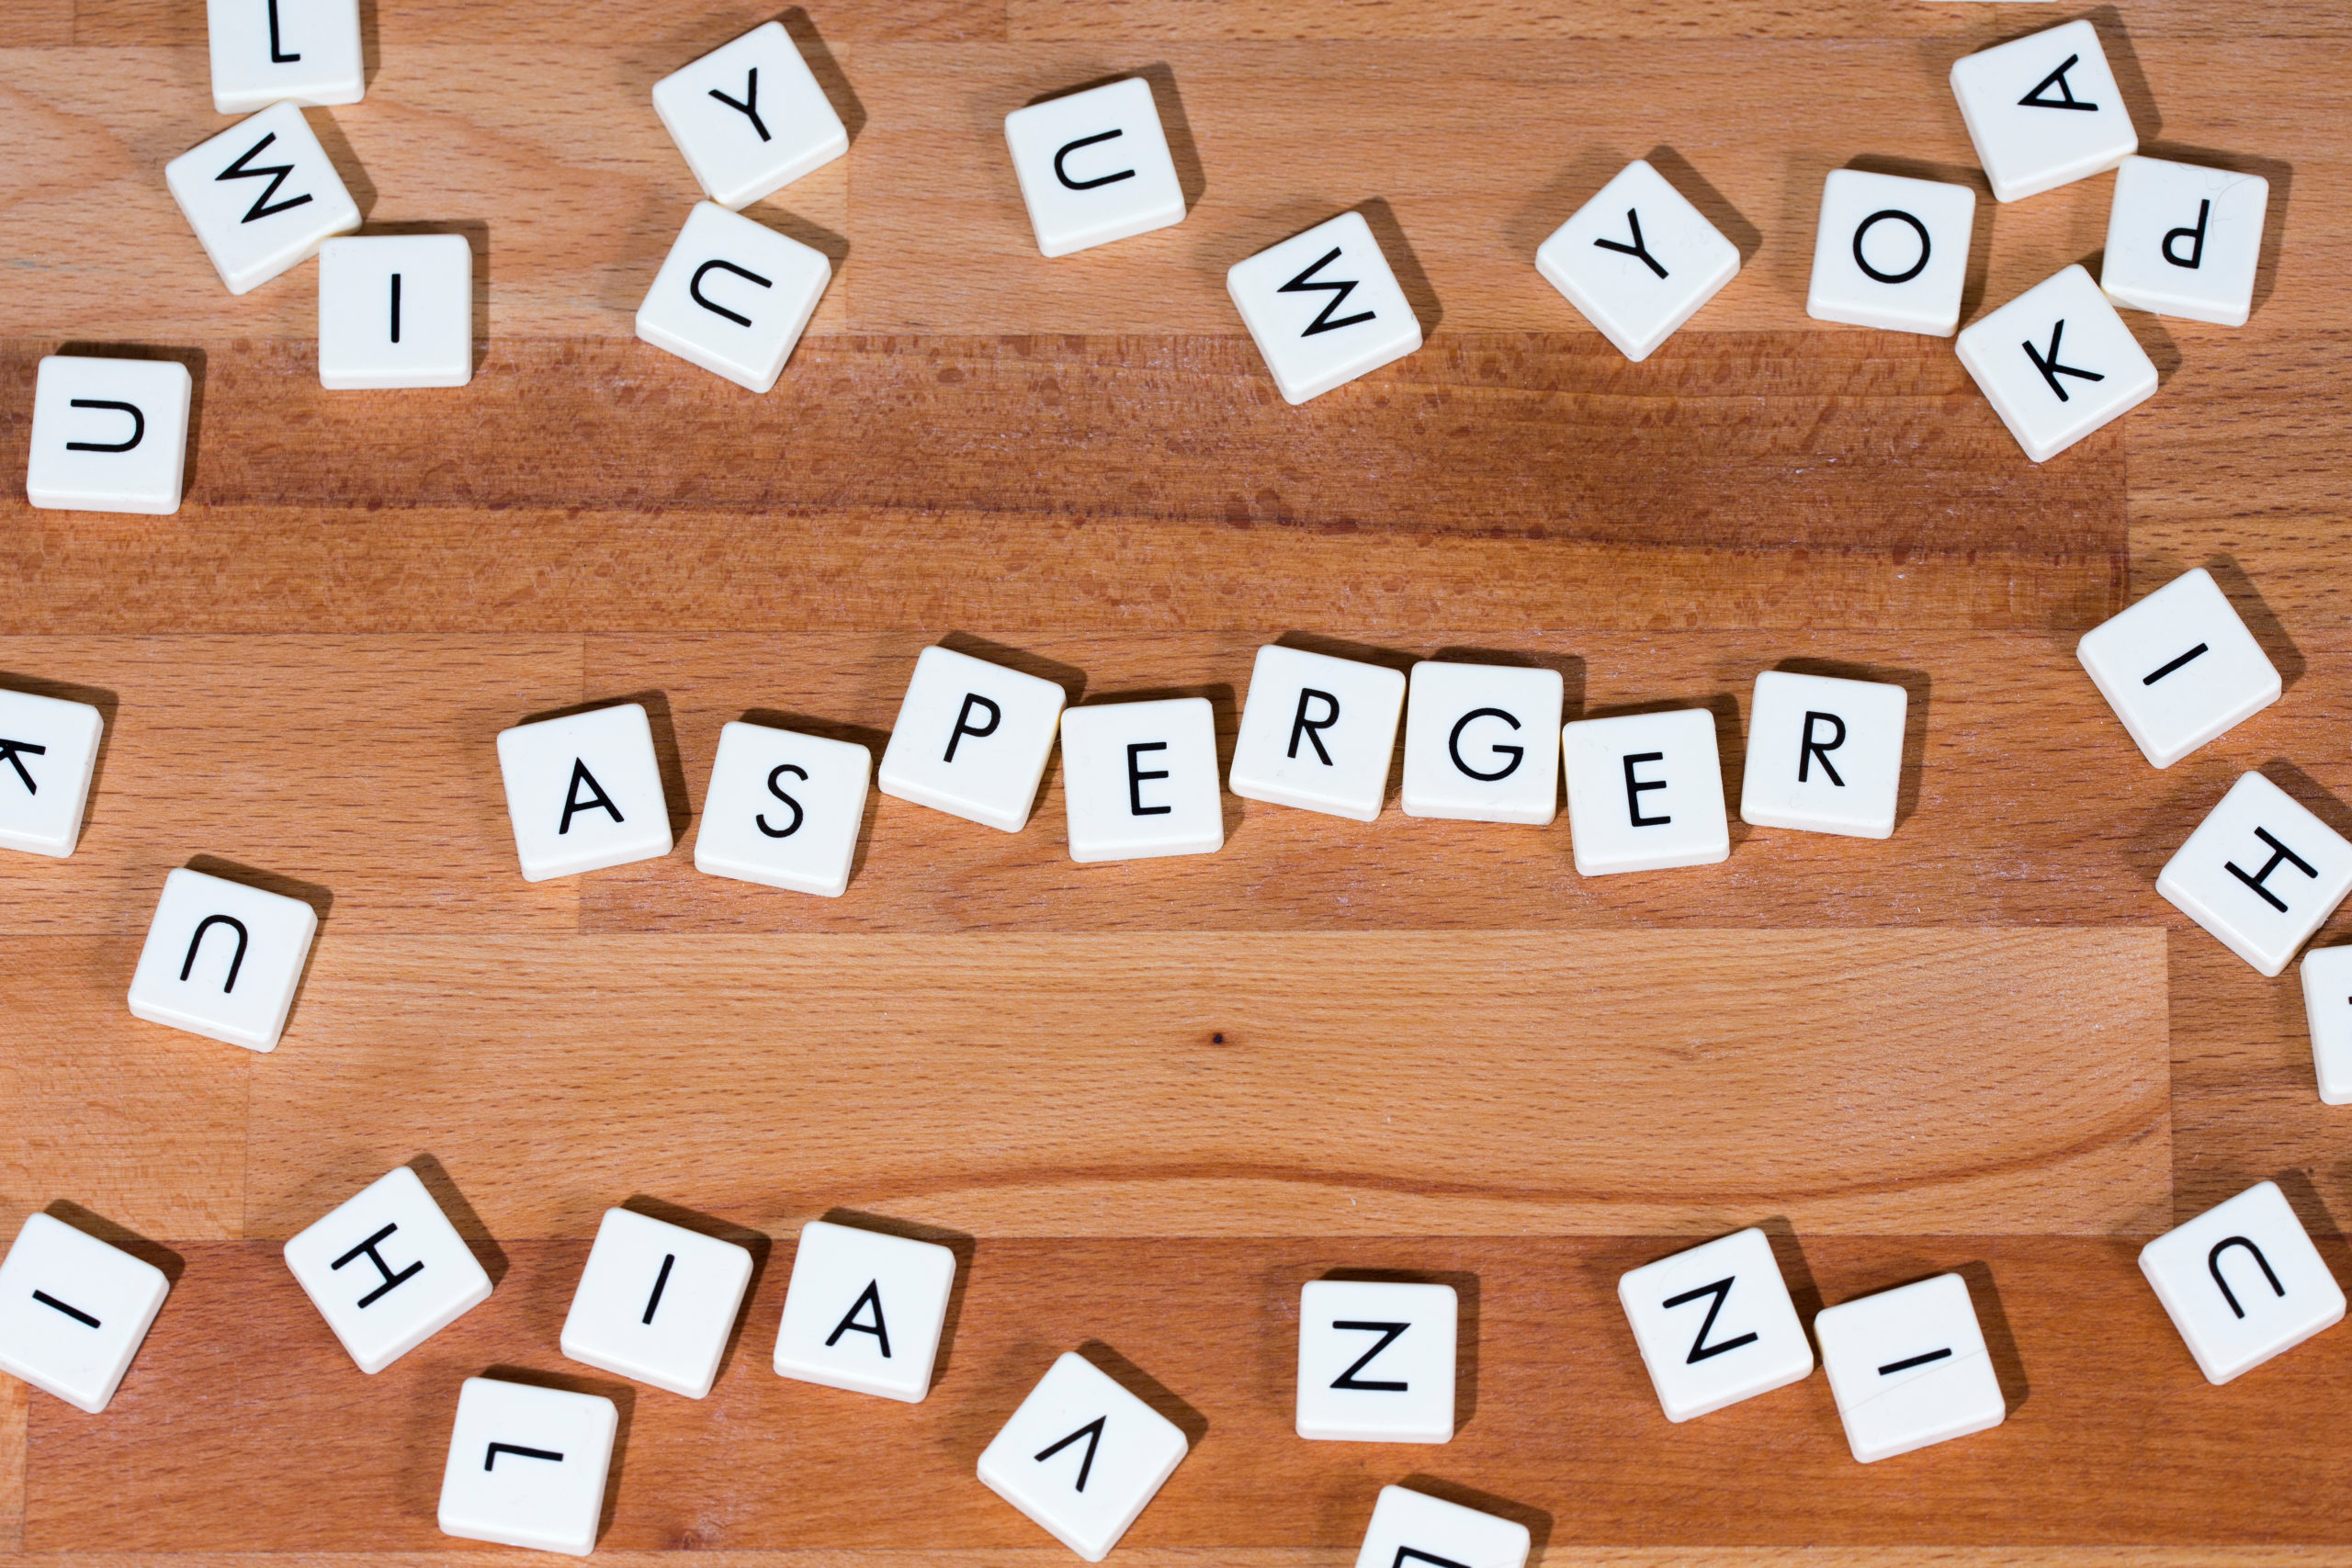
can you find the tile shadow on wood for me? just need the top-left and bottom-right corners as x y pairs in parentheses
(40, 1202), (185, 1284)
(407, 1154), (508, 1285)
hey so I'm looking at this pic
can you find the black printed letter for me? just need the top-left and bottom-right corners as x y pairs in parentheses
(1593, 209), (1668, 279)
(1127, 741), (1172, 816)
(1661, 1276), (1759, 1364)
(1277, 247), (1376, 337)
(216, 131), (313, 224)
(1289, 688), (1340, 764)
(1448, 707), (1523, 782)
(944, 693), (1001, 761)
(1851, 209), (1930, 285)
(0, 738), (46, 794)
(1034, 1416), (1105, 1492)
(2021, 319), (2104, 402)
(1054, 129), (1136, 191)
(708, 69), (770, 141)
(2164, 199), (2211, 269)
(1329, 1319), (1410, 1391)
(1623, 751), (1670, 827)
(2208, 1235), (2286, 1318)
(558, 759), (624, 835)
(2226, 827), (2317, 914)
(1798, 711), (1847, 786)
(690, 259), (773, 327)
(331, 1222), (424, 1308)
(757, 762), (808, 838)
(824, 1279), (893, 1357)
(180, 913), (250, 993)
(65, 400), (142, 453)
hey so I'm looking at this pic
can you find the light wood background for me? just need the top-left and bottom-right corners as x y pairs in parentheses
(2, 0), (2348, 1559)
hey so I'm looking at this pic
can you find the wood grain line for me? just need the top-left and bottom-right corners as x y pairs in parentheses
(0, 1372), (23, 1552)
(228, 929), (2167, 1239)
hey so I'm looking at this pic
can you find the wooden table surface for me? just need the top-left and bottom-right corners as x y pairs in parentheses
(3, 0), (2348, 1560)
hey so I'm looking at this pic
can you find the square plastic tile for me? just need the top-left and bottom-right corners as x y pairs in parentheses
(2300, 945), (2352, 1106)
(1295, 1280), (1456, 1444)
(2157, 771), (2352, 977)
(1534, 159), (1739, 362)
(1005, 77), (1187, 257)
(1227, 210), (1423, 404)
(25, 355), (193, 516)
(283, 1164), (493, 1374)
(1563, 707), (1730, 874)
(773, 1218), (958, 1403)
(164, 100), (361, 295)
(2101, 155), (2268, 327)
(207, 0), (363, 114)
(318, 233), (472, 389)
(1805, 169), (1976, 337)
(560, 1207), (752, 1399)
(1399, 661), (1564, 826)
(126, 867), (318, 1052)
(1955, 264), (2158, 463)
(1739, 671), (1907, 840)
(1815, 1271), (2006, 1463)
(437, 1376), (616, 1557)
(1351, 1484), (1530, 1568)
(1227, 645), (1406, 823)
(0, 685), (104, 857)
(2076, 567), (2280, 769)
(496, 702), (675, 882)
(977, 1350), (1190, 1562)
(650, 20), (848, 210)
(0, 1212), (170, 1414)
(1950, 18), (2137, 202)
(876, 645), (1067, 833)
(1060, 697), (1224, 863)
(693, 720), (870, 897)
(1618, 1227), (1814, 1423)
(2140, 1180), (2346, 1384)
(636, 202), (831, 393)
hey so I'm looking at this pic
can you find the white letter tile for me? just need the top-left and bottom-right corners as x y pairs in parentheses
(1351, 1484), (1530, 1568)
(206, 0), (363, 115)
(1618, 1227), (1814, 1423)
(2140, 1180), (2345, 1384)
(1740, 671), (1906, 840)
(318, 233), (472, 389)
(1815, 1272), (2006, 1463)
(496, 702), (675, 882)
(1805, 169), (1976, 338)
(1535, 159), (1739, 363)
(1950, 19), (2137, 202)
(1295, 1279), (1456, 1444)
(283, 1164), (493, 1374)
(2076, 567), (2279, 769)
(126, 866), (318, 1053)
(560, 1207), (752, 1400)
(636, 202), (831, 394)
(0, 686), (104, 857)
(26, 355), (193, 517)
(876, 646), (1067, 833)
(1564, 707), (1729, 874)
(650, 21), (848, 211)
(773, 1218), (957, 1404)
(2158, 771), (2352, 977)
(2101, 155), (2268, 327)
(1955, 264), (2157, 463)
(164, 101), (360, 296)
(1227, 210), (1423, 405)
(977, 1350), (1190, 1562)
(1400, 662), (1563, 826)
(693, 720), (870, 898)
(0, 1212), (170, 1414)
(1060, 697), (1224, 863)
(437, 1376), (616, 1557)
(1227, 645), (1406, 824)
(1005, 78), (1186, 258)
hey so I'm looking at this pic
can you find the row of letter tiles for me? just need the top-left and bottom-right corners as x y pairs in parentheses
(6, 1180), (2336, 1548)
